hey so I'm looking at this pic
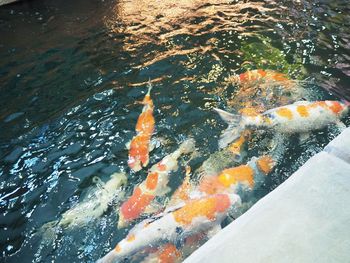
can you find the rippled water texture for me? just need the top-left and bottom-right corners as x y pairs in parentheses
(1, 0), (350, 262)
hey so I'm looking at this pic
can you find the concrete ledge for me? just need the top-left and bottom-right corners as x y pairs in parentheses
(0, 0), (19, 6)
(185, 128), (350, 263)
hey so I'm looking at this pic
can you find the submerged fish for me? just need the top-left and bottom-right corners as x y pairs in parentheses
(118, 139), (196, 228)
(215, 100), (349, 148)
(141, 243), (182, 263)
(128, 82), (155, 172)
(194, 130), (250, 179)
(39, 173), (127, 245)
(198, 156), (275, 196)
(98, 193), (241, 263)
(59, 172), (127, 228)
(231, 69), (290, 85)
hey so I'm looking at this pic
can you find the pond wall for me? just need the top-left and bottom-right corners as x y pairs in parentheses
(0, 0), (19, 6)
(185, 127), (350, 263)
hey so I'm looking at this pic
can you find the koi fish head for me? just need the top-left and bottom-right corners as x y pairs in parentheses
(324, 101), (348, 117)
(336, 101), (349, 116)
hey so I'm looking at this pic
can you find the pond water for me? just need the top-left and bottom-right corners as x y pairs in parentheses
(1, 0), (350, 262)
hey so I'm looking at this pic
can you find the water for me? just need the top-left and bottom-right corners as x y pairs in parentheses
(1, 0), (350, 262)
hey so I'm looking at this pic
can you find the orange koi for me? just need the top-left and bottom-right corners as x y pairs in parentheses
(235, 69), (289, 85)
(128, 82), (155, 172)
(119, 139), (196, 228)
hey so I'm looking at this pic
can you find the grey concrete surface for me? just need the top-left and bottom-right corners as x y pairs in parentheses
(185, 127), (350, 263)
(0, 0), (19, 6)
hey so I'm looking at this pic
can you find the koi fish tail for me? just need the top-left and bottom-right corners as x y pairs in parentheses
(147, 79), (153, 96)
(214, 108), (244, 149)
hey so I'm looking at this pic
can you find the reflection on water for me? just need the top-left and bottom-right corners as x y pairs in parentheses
(0, 0), (350, 262)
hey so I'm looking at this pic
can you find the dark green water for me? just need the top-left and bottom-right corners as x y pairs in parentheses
(0, 0), (350, 262)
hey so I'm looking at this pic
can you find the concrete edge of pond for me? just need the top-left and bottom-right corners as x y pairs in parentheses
(185, 127), (350, 263)
(0, 0), (19, 7)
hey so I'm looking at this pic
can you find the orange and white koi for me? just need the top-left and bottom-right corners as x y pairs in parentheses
(128, 82), (155, 172)
(97, 193), (241, 263)
(229, 69), (290, 85)
(141, 243), (182, 263)
(119, 139), (196, 228)
(198, 156), (275, 195)
(215, 100), (349, 148)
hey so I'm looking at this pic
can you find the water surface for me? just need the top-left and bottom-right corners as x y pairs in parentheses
(1, 0), (350, 262)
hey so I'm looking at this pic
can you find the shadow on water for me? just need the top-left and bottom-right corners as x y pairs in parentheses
(0, 0), (350, 262)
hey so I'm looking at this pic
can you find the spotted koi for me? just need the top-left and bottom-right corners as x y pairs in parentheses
(128, 82), (155, 172)
(199, 156), (275, 195)
(97, 193), (241, 263)
(215, 100), (348, 148)
(119, 139), (196, 228)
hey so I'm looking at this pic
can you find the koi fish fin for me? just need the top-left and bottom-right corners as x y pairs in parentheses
(206, 224), (222, 239)
(299, 132), (311, 144)
(214, 108), (240, 124)
(144, 201), (164, 215)
(147, 78), (153, 96)
(214, 108), (243, 149)
(149, 137), (164, 152)
(125, 141), (131, 150)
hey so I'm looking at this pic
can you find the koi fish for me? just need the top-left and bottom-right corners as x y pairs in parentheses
(118, 139), (196, 228)
(192, 130), (249, 181)
(58, 172), (127, 227)
(141, 243), (182, 263)
(97, 193), (241, 263)
(199, 156), (275, 195)
(40, 173), (127, 242)
(229, 69), (290, 86)
(128, 82), (155, 172)
(215, 100), (349, 148)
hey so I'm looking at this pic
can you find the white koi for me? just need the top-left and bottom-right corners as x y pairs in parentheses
(215, 100), (349, 148)
(98, 193), (241, 263)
